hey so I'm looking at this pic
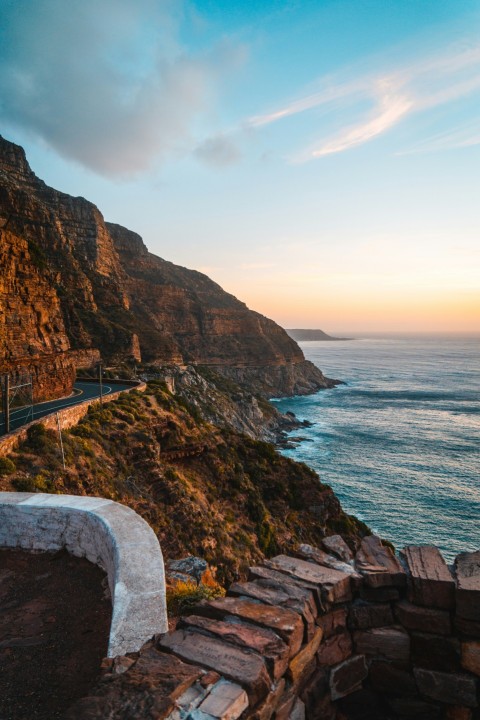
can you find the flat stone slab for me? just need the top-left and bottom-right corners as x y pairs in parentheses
(461, 641), (480, 677)
(348, 601), (394, 630)
(354, 627), (410, 662)
(248, 565), (323, 609)
(0, 492), (167, 656)
(287, 627), (323, 685)
(264, 555), (352, 605)
(191, 597), (304, 657)
(227, 580), (315, 639)
(414, 668), (478, 708)
(355, 536), (406, 588)
(316, 608), (348, 639)
(395, 600), (451, 635)
(296, 544), (359, 577)
(455, 551), (480, 621)
(197, 680), (249, 720)
(159, 629), (270, 705)
(411, 633), (460, 673)
(180, 615), (289, 681)
(317, 632), (352, 667)
(402, 545), (455, 610)
(330, 655), (368, 701)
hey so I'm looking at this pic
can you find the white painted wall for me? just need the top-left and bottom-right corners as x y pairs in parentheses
(0, 492), (168, 656)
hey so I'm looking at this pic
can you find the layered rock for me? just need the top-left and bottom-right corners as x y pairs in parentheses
(0, 135), (332, 400)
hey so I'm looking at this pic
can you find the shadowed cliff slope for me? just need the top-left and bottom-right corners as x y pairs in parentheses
(0, 135), (332, 399)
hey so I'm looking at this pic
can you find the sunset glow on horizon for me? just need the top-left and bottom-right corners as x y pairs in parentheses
(1, 0), (479, 333)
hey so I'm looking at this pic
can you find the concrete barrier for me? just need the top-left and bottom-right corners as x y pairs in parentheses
(0, 492), (168, 656)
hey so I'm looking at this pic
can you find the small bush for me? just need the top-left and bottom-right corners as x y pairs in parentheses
(12, 471), (55, 493)
(0, 457), (16, 476)
(25, 423), (57, 453)
(166, 577), (225, 616)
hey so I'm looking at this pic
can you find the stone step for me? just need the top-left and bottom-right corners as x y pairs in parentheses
(227, 580), (315, 640)
(189, 597), (304, 657)
(287, 627), (323, 686)
(248, 565), (324, 611)
(158, 629), (271, 706)
(262, 555), (352, 606)
(179, 614), (290, 681)
(402, 545), (455, 610)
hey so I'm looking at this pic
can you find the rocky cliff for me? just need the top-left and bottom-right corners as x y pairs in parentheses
(0, 135), (332, 400)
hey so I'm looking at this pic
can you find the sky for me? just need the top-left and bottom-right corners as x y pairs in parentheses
(1, 0), (479, 334)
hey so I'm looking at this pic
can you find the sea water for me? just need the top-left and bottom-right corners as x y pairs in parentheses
(273, 335), (480, 560)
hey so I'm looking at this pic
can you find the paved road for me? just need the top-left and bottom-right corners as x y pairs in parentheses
(0, 380), (135, 435)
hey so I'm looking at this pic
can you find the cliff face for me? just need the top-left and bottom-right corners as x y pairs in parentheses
(0, 135), (332, 398)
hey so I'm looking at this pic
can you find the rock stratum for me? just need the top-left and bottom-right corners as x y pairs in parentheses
(0, 135), (332, 401)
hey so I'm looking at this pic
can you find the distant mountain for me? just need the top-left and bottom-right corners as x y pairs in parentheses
(286, 329), (351, 341)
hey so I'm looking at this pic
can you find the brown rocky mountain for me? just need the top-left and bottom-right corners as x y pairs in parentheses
(0, 135), (333, 400)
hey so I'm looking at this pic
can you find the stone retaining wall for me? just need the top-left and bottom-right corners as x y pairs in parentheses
(0, 381), (146, 457)
(0, 492), (168, 657)
(68, 535), (480, 720)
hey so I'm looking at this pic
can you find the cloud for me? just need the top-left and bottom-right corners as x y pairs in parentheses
(195, 132), (241, 167)
(0, 0), (231, 177)
(247, 42), (480, 160)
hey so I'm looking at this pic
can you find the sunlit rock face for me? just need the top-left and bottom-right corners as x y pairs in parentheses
(0, 135), (330, 397)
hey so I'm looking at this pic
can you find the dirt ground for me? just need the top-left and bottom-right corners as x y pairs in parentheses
(0, 548), (111, 720)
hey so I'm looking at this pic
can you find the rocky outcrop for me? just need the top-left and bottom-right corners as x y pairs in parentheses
(0, 135), (332, 400)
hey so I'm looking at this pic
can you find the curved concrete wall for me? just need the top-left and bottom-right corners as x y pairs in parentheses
(0, 492), (168, 657)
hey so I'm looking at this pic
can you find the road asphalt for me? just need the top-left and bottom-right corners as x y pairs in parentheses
(0, 380), (135, 435)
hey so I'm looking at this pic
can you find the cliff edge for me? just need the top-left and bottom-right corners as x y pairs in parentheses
(0, 135), (333, 399)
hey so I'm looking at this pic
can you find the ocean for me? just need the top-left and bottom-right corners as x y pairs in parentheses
(273, 335), (480, 561)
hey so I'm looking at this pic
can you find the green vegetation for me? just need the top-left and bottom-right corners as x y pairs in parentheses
(0, 457), (16, 476)
(1, 381), (369, 583)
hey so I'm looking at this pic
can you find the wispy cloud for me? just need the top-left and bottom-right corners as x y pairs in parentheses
(247, 42), (480, 161)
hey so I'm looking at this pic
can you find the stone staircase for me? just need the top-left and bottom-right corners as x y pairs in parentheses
(66, 536), (480, 720)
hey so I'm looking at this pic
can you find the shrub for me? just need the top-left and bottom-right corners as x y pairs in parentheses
(0, 457), (16, 476)
(12, 471), (55, 493)
(25, 423), (57, 453)
(166, 577), (225, 616)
